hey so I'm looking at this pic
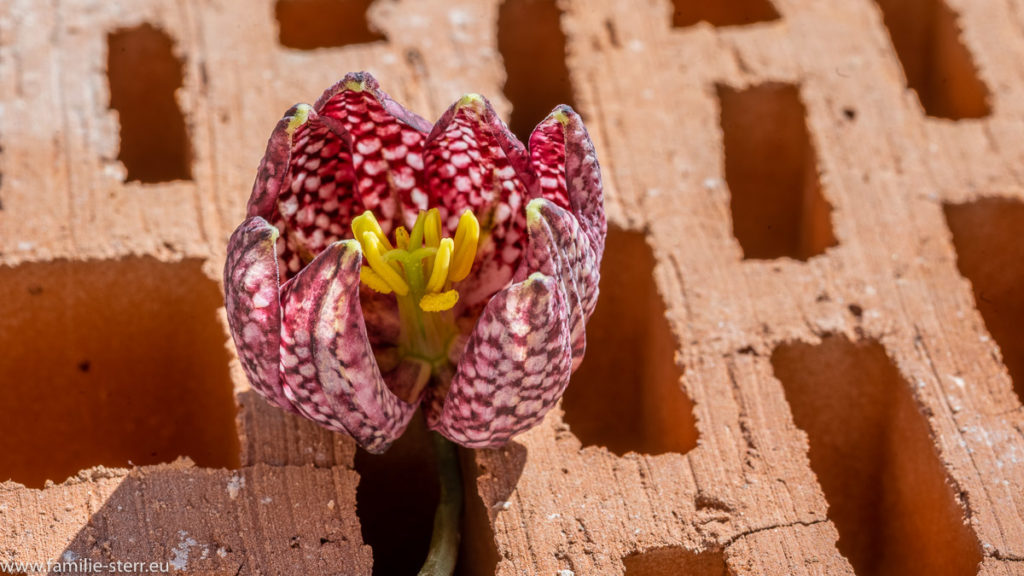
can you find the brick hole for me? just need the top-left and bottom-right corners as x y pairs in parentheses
(672, 0), (779, 28)
(622, 546), (726, 576)
(107, 24), (192, 183)
(944, 199), (1024, 403)
(771, 335), (982, 576)
(0, 257), (240, 488)
(873, 0), (990, 119)
(718, 83), (837, 261)
(275, 0), (385, 50)
(355, 414), (438, 576)
(562, 228), (699, 456)
(497, 0), (576, 142)
(355, 416), (496, 575)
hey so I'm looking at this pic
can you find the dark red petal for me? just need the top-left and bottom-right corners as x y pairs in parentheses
(314, 72), (432, 232)
(275, 107), (359, 278)
(520, 198), (600, 371)
(425, 95), (531, 308)
(316, 72), (433, 134)
(243, 102), (357, 281)
(527, 112), (571, 209)
(278, 239), (416, 454)
(431, 274), (572, 447)
(425, 95), (530, 227)
(559, 107), (607, 261)
(529, 106), (607, 260)
(223, 217), (296, 414)
(247, 73), (436, 282)
(247, 104), (308, 220)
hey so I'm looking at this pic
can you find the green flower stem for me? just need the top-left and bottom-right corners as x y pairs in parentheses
(418, 432), (463, 576)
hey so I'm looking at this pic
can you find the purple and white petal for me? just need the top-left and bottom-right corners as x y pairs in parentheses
(520, 198), (600, 371)
(278, 239), (416, 454)
(247, 104), (311, 221)
(314, 72), (431, 232)
(432, 273), (571, 448)
(224, 217), (296, 414)
(425, 95), (532, 308)
(528, 106), (607, 261)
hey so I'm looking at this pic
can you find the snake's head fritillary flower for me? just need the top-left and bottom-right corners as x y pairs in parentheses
(224, 72), (606, 453)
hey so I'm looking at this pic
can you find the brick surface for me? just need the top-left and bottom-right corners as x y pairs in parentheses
(2, 0), (1024, 574)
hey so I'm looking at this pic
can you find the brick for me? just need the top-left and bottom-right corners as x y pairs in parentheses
(2, 0), (1023, 574)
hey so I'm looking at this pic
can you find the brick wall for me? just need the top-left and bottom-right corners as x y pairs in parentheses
(1, 0), (1023, 574)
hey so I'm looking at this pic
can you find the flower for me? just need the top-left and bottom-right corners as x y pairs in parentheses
(224, 72), (605, 453)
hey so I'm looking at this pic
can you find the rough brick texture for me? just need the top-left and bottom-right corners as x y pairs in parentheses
(2, 0), (1024, 574)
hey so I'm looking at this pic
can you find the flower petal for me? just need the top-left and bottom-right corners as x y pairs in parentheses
(521, 198), (600, 371)
(246, 72), (434, 281)
(223, 216), (297, 414)
(278, 238), (416, 453)
(425, 95), (531, 307)
(244, 101), (357, 280)
(314, 72), (432, 232)
(529, 106), (607, 260)
(274, 106), (358, 277)
(432, 273), (571, 448)
(247, 104), (311, 220)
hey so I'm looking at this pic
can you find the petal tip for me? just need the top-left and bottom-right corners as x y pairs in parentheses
(551, 105), (573, 124)
(340, 71), (379, 92)
(234, 215), (280, 245)
(524, 270), (556, 291)
(285, 103), (314, 135)
(525, 197), (568, 231)
(525, 196), (551, 221)
(457, 92), (488, 111)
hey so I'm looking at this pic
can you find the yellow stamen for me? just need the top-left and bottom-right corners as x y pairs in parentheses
(420, 290), (459, 312)
(426, 238), (454, 293)
(360, 268), (394, 294)
(362, 232), (409, 296)
(353, 209), (479, 316)
(409, 211), (426, 250)
(394, 226), (410, 250)
(424, 208), (442, 248)
(352, 211), (392, 251)
(450, 210), (480, 283)
(350, 208), (485, 373)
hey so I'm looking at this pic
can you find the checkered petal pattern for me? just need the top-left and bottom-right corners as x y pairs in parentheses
(226, 73), (605, 452)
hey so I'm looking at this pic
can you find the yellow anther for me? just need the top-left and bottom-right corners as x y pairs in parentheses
(424, 208), (442, 248)
(362, 232), (409, 296)
(351, 206), (477, 321)
(420, 289), (459, 312)
(360, 268), (394, 294)
(450, 210), (480, 283)
(394, 226), (410, 250)
(352, 211), (392, 252)
(426, 238), (454, 293)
